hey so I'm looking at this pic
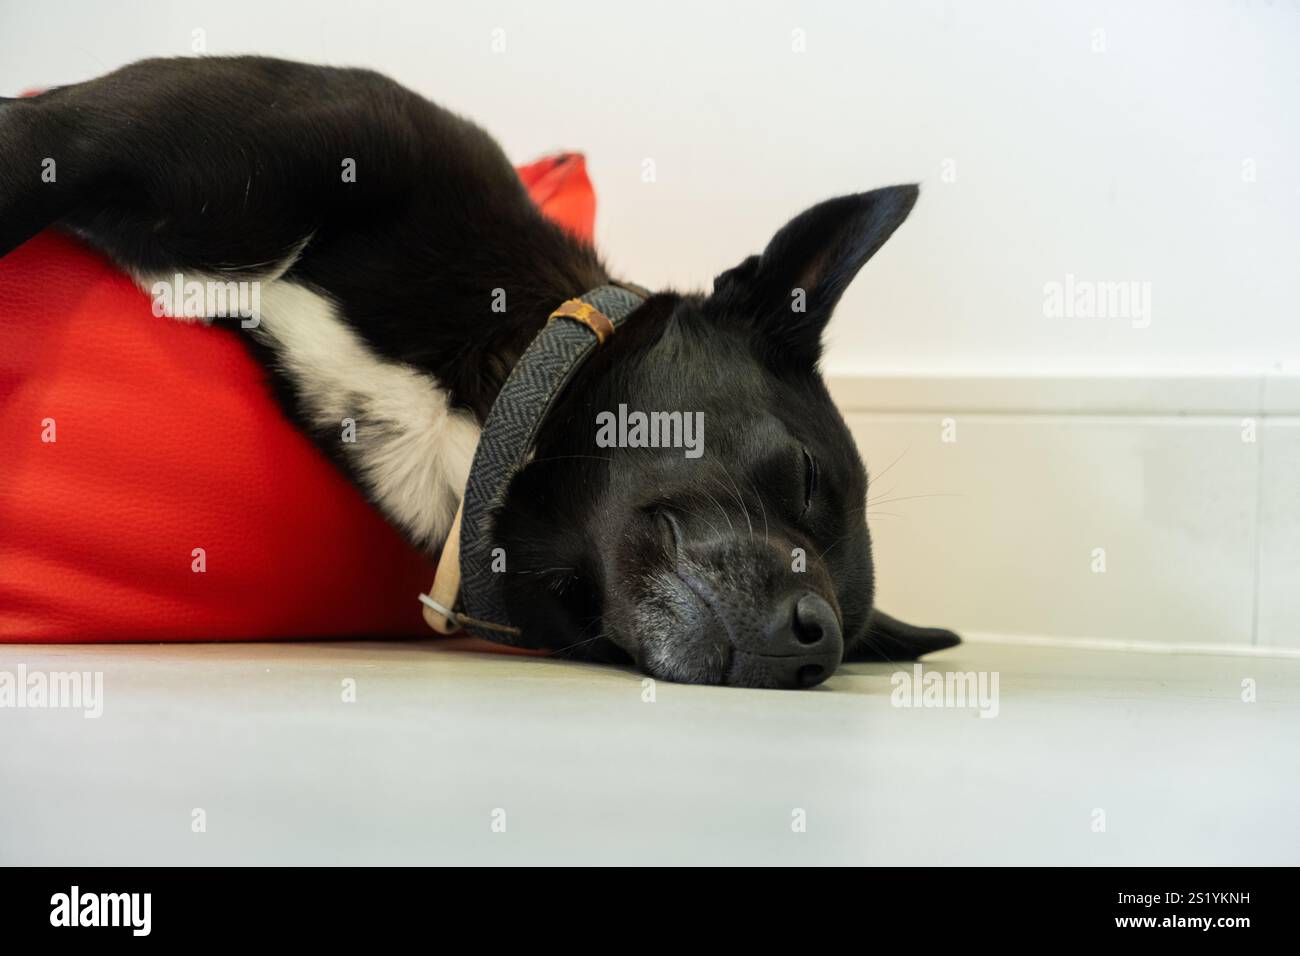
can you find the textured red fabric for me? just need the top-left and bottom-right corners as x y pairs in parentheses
(0, 153), (596, 642)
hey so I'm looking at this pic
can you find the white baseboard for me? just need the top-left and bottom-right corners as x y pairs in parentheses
(826, 369), (1299, 654)
(826, 366), (1300, 416)
(957, 631), (1300, 659)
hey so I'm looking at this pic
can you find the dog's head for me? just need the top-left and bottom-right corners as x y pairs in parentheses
(495, 185), (918, 687)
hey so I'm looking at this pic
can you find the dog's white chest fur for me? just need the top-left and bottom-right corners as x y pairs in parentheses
(139, 270), (479, 551)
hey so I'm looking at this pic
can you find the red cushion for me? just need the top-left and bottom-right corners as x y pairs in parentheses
(0, 153), (596, 642)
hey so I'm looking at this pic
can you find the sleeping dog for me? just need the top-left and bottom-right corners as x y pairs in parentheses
(0, 56), (959, 688)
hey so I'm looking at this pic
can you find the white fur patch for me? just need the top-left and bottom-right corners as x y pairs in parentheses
(136, 270), (480, 551)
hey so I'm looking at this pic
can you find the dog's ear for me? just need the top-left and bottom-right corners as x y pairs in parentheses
(707, 185), (918, 365)
(844, 608), (961, 662)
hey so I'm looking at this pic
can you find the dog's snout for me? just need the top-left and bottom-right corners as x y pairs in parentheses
(655, 514), (845, 687)
(792, 592), (835, 645)
(762, 592), (843, 688)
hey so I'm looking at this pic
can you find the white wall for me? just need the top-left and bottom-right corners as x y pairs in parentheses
(3, 0), (1297, 374)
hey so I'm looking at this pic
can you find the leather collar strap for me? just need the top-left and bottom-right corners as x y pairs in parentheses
(420, 282), (649, 645)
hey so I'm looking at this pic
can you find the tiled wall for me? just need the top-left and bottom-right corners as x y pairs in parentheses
(831, 373), (1297, 650)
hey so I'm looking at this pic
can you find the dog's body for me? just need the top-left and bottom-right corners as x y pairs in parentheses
(0, 56), (959, 687)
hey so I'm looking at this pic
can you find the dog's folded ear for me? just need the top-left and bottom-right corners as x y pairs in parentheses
(844, 608), (961, 662)
(708, 185), (919, 363)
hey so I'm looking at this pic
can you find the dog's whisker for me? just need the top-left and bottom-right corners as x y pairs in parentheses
(867, 446), (910, 487)
(817, 531), (854, 561)
(552, 617), (610, 656)
(716, 463), (753, 542)
(867, 493), (964, 507)
(743, 474), (770, 546)
(862, 626), (908, 667)
(670, 504), (724, 544)
(556, 632), (604, 653)
(865, 483), (898, 505)
(748, 478), (764, 546)
(699, 489), (735, 539)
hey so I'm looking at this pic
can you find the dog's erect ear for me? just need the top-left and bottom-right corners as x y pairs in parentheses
(707, 185), (919, 364)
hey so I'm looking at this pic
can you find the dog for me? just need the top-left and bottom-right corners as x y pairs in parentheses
(0, 56), (959, 688)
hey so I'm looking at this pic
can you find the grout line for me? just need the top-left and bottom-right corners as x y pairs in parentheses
(958, 631), (1300, 660)
(832, 407), (1300, 422)
(835, 409), (1300, 420)
(1249, 379), (1267, 647)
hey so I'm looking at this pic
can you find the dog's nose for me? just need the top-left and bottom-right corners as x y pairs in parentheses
(762, 592), (843, 688)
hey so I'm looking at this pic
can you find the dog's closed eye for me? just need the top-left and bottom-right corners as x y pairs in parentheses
(802, 447), (819, 515)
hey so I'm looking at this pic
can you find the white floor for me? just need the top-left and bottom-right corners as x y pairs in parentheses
(2, 638), (1297, 865)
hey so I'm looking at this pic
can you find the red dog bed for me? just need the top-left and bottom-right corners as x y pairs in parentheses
(0, 153), (596, 642)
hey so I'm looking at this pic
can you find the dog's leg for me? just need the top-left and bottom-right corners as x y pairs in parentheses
(844, 609), (961, 662)
(0, 58), (484, 550)
(1, 60), (336, 267)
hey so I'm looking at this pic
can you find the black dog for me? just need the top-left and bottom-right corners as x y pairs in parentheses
(0, 56), (959, 688)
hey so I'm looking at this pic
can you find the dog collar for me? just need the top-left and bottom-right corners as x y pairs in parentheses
(420, 281), (649, 644)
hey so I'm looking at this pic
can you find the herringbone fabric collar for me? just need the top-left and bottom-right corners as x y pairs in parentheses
(422, 282), (648, 644)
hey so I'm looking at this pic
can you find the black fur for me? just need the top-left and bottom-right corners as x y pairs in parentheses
(0, 56), (960, 688)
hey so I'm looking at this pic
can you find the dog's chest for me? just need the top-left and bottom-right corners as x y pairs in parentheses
(137, 269), (480, 551)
